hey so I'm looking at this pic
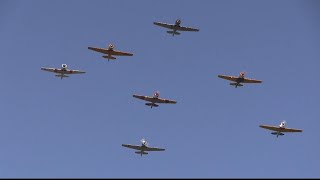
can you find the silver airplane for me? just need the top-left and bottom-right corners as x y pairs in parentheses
(41, 64), (85, 80)
(122, 138), (165, 156)
(133, 91), (177, 108)
(153, 19), (199, 36)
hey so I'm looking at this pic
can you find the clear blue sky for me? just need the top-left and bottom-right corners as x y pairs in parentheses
(0, 0), (319, 178)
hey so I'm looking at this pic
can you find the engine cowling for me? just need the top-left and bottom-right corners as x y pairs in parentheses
(141, 139), (148, 146)
(62, 64), (68, 69)
(108, 44), (114, 50)
(153, 91), (160, 98)
(175, 19), (181, 25)
(279, 121), (286, 128)
(239, 72), (245, 78)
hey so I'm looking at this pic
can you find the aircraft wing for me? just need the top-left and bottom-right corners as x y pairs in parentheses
(88, 47), (112, 54)
(144, 147), (165, 151)
(41, 67), (85, 74)
(122, 144), (143, 151)
(111, 50), (133, 56)
(153, 22), (175, 29)
(243, 78), (262, 83)
(259, 125), (303, 132)
(218, 75), (238, 82)
(64, 70), (86, 74)
(155, 98), (177, 104)
(176, 25), (199, 32)
(41, 67), (58, 73)
(133, 94), (153, 102)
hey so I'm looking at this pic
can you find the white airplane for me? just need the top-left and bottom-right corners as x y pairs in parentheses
(260, 121), (303, 138)
(41, 64), (85, 80)
(122, 138), (165, 156)
(133, 91), (177, 108)
(153, 19), (199, 36)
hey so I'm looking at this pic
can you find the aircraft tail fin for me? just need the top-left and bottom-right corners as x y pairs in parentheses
(102, 55), (116, 60)
(167, 31), (180, 35)
(230, 83), (243, 87)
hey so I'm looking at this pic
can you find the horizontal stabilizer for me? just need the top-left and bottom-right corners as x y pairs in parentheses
(145, 103), (159, 107)
(55, 74), (69, 78)
(167, 31), (180, 35)
(230, 83), (243, 87)
(102, 55), (116, 60)
(271, 132), (284, 136)
(135, 151), (148, 155)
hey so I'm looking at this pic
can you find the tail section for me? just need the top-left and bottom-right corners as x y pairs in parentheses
(167, 31), (180, 36)
(145, 103), (159, 108)
(135, 151), (148, 156)
(230, 83), (243, 87)
(271, 132), (284, 138)
(55, 74), (69, 79)
(102, 55), (116, 61)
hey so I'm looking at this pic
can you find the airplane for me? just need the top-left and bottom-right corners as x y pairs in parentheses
(41, 64), (85, 80)
(122, 138), (165, 156)
(218, 72), (262, 88)
(260, 121), (303, 138)
(132, 91), (177, 108)
(153, 19), (199, 36)
(88, 44), (133, 61)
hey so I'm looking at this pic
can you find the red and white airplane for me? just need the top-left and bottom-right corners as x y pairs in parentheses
(218, 72), (262, 88)
(122, 138), (165, 156)
(260, 121), (303, 138)
(133, 91), (177, 108)
(88, 44), (133, 61)
(153, 19), (199, 36)
(41, 64), (85, 80)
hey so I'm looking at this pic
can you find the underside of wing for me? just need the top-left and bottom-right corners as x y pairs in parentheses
(176, 26), (200, 32)
(122, 144), (142, 151)
(279, 128), (303, 132)
(144, 147), (165, 151)
(41, 67), (56, 73)
(156, 98), (177, 104)
(111, 50), (133, 56)
(260, 125), (281, 132)
(259, 125), (302, 132)
(153, 22), (174, 29)
(88, 47), (111, 54)
(133, 95), (152, 101)
(218, 75), (238, 82)
(243, 78), (262, 83)
(65, 70), (86, 74)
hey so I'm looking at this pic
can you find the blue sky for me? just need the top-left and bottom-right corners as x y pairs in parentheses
(0, 0), (319, 178)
